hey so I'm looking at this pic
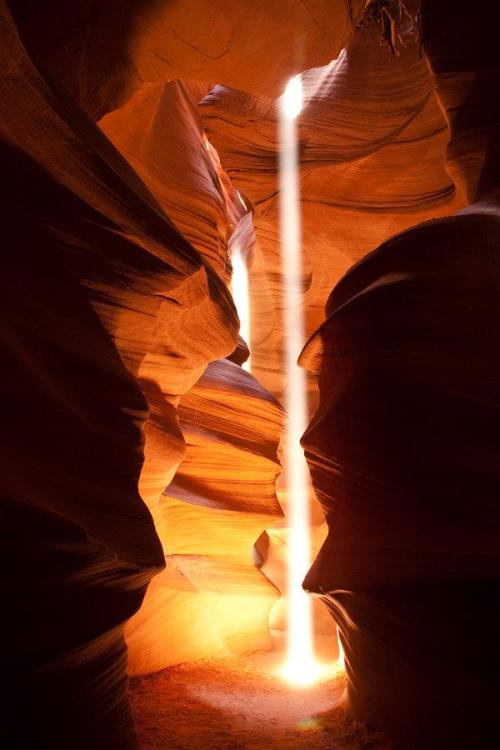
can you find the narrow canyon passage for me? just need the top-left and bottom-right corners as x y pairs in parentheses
(2, 1), (500, 749)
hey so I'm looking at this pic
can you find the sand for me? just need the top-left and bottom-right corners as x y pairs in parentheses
(130, 652), (399, 749)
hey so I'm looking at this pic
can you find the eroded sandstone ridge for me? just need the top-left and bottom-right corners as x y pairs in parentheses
(1, 0), (346, 746)
(100, 79), (286, 675)
(0, 1), (241, 747)
(300, 1), (500, 747)
(3, 0), (500, 748)
(200, 11), (461, 403)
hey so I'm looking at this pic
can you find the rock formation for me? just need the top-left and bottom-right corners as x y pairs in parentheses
(199, 13), (472, 672)
(7, 0), (350, 117)
(300, 1), (500, 746)
(127, 358), (284, 674)
(2, 0), (348, 744)
(0, 1), (234, 746)
(100, 80), (237, 282)
(3, 0), (500, 747)
(100, 77), (287, 676)
(200, 13), (463, 403)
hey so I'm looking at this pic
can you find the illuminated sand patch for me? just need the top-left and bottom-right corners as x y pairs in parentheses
(130, 654), (350, 750)
(130, 653), (396, 750)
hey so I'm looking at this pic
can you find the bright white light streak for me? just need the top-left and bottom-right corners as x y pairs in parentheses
(337, 627), (345, 672)
(282, 74), (303, 119)
(279, 75), (320, 686)
(231, 244), (251, 372)
(237, 191), (247, 211)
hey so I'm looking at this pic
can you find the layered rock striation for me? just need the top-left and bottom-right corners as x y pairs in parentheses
(300, 1), (500, 746)
(127, 358), (284, 674)
(0, 2), (238, 746)
(201, 15), (462, 403)
(100, 78), (286, 675)
(4, 0), (500, 747)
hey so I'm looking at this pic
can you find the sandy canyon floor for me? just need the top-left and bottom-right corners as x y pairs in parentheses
(130, 651), (399, 750)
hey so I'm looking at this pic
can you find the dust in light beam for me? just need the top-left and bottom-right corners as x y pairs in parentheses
(230, 75), (343, 685)
(231, 237), (251, 372)
(278, 75), (322, 686)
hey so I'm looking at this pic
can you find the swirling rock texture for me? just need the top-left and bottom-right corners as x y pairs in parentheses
(200, 8), (469, 665)
(200, 12), (463, 404)
(100, 79), (239, 283)
(0, 1), (247, 747)
(4, 0), (500, 748)
(127, 358), (284, 675)
(2, 0), (353, 745)
(100, 80), (286, 675)
(300, 0), (500, 747)
(5, 0), (350, 118)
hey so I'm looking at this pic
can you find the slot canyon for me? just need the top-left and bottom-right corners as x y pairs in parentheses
(2, 0), (500, 748)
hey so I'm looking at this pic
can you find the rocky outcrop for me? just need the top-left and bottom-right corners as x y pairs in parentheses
(4, 0), (500, 747)
(100, 80), (239, 282)
(127, 358), (284, 674)
(201, 17), (463, 403)
(6, 0), (351, 118)
(0, 2), (238, 747)
(300, 1), (500, 746)
(100, 79), (289, 675)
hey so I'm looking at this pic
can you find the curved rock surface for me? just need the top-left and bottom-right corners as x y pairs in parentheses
(201, 18), (463, 402)
(100, 80), (239, 282)
(4, 0), (500, 747)
(300, 1), (500, 746)
(171, 359), (284, 516)
(1, 2), (238, 746)
(200, 20), (468, 638)
(100, 79), (288, 674)
(7, 0), (351, 118)
(127, 358), (284, 674)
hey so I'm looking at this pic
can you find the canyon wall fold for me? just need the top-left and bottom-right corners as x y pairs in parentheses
(0, 2), (239, 746)
(127, 358), (284, 674)
(201, 18), (461, 404)
(4, 0), (500, 748)
(300, 1), (500, 746)
(101, 81), (287, 675)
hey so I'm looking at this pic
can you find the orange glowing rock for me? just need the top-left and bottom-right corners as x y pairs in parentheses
(100, 80), (239, 283)
(299, 2), (500, 746)
(126, 359), (285, 674)
(200, 20), (464, 402)
(4, 0), (500, 748)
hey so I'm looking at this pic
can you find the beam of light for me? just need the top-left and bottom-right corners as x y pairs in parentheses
(336, 626), (345, 672)
(231, 242), (251, 372)
(237, 191), (247, 212)
(282, 74), (303, 119)
(278, 75), (322, 687)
